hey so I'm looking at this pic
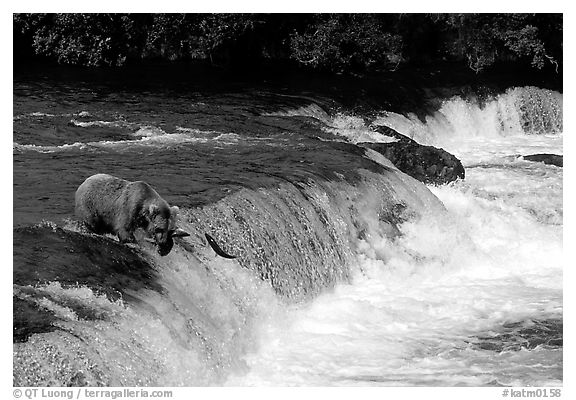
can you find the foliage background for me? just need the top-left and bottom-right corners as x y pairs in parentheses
(13, 13), (562, 75)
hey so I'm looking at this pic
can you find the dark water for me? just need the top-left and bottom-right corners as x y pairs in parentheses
(13, 66), (562, 386)
(13, 67), (383, 226)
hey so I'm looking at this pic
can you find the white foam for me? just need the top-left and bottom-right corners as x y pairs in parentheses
(324, 113), (399, 144)
(227, 175), (562, 385)
(264, 104), (399, 144)
(69, 119), (133, 129)
(30, 112), (56, 117)
(372, 87), (563, 152)
(264, 103), (332, 123)
(132, 125), (167, 137)
(225, 103), (563, 386)
(13, 130), (241, 154)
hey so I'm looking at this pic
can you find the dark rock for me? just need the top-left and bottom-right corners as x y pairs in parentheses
(13, 296), (59, 343)
(13, 225), (162, 342)
(13, 225), (162, 302)
(372, 125), (415, 143)
(468, 319), (563, 352)
(360, 126), (465, 185)
(524, 153), (563, 167)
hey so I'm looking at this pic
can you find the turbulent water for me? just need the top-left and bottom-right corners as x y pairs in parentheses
(13, 68), (562, 387)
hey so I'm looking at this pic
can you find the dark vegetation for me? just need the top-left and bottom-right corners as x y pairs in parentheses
(14, 13), (562, 76)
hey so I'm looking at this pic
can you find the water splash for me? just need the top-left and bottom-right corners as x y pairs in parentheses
(14, 160), (445, 386)
(226, 174), (562, 386)
(181, 167), (443, 300)
(263, 103), (332, 123)
(13, 81), (562, 387)
(373, 86), (563, 148)
(14, 247), (280, 386)
(13, 131), (242, 154)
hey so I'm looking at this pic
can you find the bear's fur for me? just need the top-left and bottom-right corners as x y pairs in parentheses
(75, 173), (189, 256)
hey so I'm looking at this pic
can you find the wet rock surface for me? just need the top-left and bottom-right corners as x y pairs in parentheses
(13, 225), (162, 342)
(360, 126), (465, 185)
(524, 153), (563, 167)
(469, 319), (562, 352)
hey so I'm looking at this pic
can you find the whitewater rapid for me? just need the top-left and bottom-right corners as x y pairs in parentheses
(13, 81), (563, 387)
(225, 87), (563, 386)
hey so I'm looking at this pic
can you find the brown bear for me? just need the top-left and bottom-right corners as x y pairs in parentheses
(75, 173), (189, 256)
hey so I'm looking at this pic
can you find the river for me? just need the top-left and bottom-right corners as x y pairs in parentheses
(13, 66), (562, 386)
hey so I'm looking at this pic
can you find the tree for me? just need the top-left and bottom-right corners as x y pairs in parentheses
(14, 14), (149, 67)
(13, 13), (562, 74)
(289, 14), (404, 73)
(433, 14), (561, 73)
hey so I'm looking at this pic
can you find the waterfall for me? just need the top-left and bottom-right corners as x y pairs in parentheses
(13, 159), (445, 386)
(373, 86), (562, 147)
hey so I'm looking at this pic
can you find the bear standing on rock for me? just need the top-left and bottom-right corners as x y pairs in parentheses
(75, 173), (189, 256)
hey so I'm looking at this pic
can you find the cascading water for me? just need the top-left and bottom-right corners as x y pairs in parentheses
(13, 74), (562, 387)
(13, 162), (442, 386)
(371, 86), (563, 153)
(224, 86), (563, 386)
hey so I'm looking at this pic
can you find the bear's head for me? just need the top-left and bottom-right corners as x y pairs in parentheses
(148, 204), (189, 256)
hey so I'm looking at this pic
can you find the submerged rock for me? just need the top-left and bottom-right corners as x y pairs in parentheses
(360, 126), (465, 185)
(524, 153), (563, 167)
(469, 319), (563, 352)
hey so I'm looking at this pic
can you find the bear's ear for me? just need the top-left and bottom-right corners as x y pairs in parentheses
(149, 203), (160, 216)
(170, 205), (180, 215)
